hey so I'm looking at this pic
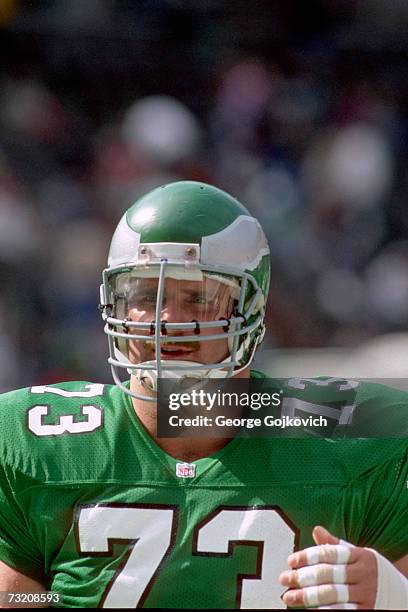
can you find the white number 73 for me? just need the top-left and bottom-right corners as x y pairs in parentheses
(76, 504), (295, 608)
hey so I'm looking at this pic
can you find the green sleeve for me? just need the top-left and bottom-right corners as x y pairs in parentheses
(343, 382), (408, 437)
(0, 461), (45, 582)
(344, 444), (408, 561)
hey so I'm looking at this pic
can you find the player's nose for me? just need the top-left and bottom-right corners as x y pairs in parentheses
(160, 299), (184, 321)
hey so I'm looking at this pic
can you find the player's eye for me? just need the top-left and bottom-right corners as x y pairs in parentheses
(124, 292), (157, 309)
(140, 294), (157, 305)
(189, 294), (208, 305)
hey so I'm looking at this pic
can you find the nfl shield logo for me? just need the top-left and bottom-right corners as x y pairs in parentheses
(176, 462), (196, 478)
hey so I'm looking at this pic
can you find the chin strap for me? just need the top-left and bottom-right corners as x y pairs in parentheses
(135, 359), (233, 394)
(133, 323), (265, 393)
(111, 314), (265, 400)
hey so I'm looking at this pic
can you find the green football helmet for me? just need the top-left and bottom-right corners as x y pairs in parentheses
(100, 181), (270, 401)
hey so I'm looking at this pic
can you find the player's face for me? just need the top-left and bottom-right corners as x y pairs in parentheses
(117, 275), (237, 366)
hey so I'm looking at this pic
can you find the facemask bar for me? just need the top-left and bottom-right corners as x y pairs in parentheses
(100, 260), (265, 402)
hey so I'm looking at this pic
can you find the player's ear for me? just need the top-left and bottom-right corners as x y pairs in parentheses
(312, 525), (339, 546)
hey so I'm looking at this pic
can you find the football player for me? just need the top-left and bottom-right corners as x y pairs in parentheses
(0, 181), (406, 608)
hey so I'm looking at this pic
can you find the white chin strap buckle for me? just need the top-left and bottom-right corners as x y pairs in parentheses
(134, 359), (232, 392)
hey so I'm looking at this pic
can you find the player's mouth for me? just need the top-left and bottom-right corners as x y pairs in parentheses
(143, 339), (199, 358)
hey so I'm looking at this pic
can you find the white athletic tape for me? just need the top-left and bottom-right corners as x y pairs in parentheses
(306, 547), (322, 565)
(318, 605), (357, 609)
(332, 564), (347, 584)
(296, 563), (347, 587)
(296, 565), (323, 587)
(304, 584), (349, 607)
(339, 539), (355, 548)
(304, 585), (321, 607)
(368, 548), (408, 609)
(305, 544), (352, 566)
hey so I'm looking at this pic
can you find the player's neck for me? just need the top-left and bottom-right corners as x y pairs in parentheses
(129, 370), (249, 462)
(129, 382), (230, 461)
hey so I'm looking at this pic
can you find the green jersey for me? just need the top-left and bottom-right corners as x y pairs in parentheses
(0, 376), (407, 608)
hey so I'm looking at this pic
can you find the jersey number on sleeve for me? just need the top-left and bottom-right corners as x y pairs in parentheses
(27, 384), (104, 436)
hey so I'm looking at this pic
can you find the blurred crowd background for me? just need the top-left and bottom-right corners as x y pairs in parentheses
(0, 0), (408, 391)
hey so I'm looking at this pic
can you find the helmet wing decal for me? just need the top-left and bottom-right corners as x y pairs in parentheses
(108, 213), (141, 268)
(201, 215), (269, 271)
